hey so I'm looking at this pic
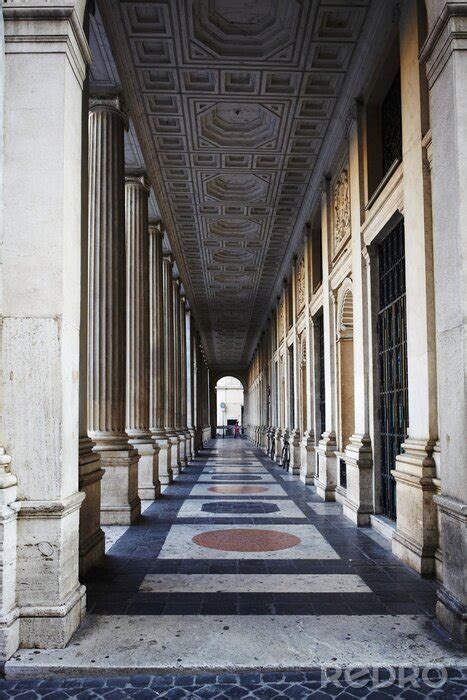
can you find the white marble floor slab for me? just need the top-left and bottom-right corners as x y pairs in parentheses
(309, 503), (344, 514)
(157, 524), (340, 559)
(7, 614), (464, 677)
(190, 483), (288, 497)
(102, 500), (153, 552)
(139, 573), (371, 593)
(102, 526), (129, 553)
(176, 498), (306, 519)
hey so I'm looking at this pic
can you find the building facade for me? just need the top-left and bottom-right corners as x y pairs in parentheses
(246, 0), (466, 644)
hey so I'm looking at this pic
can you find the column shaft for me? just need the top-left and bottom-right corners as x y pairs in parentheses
(172, 279), (185, 467)
(88, 97), (140, 524)
(125, 176), (160, 500)
(149, 225), (172, 484)
(163, 255), (179, 471)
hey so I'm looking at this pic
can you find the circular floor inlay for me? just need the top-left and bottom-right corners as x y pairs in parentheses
(192, 528), (301, 552)
(201, 501), (280, 514)
(207, 485), (270, 494)
(210, 475), (262, 482)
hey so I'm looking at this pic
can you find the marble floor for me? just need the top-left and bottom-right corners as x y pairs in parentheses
(5, 439), (466, 683)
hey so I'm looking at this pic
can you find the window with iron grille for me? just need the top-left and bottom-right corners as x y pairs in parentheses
(381, 71), (402, 177)
(315, 312), (326, 440)
(377, 220), (408, 521)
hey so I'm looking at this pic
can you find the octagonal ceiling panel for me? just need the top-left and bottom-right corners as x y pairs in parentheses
(95, 0), (370, 370)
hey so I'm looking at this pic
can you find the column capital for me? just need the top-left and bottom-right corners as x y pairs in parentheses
(148, 220), (164, 237)
(421, 3), (467, 86)
(362, 243), (378, 266)
(89, 94), (129, 129)
(125, 173), (150, 193)
(163, 252), (174, 266)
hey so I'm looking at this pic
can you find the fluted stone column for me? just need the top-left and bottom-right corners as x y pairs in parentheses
(149, 225), (172, 485)
(173, 278), (186, 468)
(180, 295), (190, 463)
(163, 254), (180, 473)
(125, 175), (160, 500)
(77, 6), (105, 577)
(185, 307), (194, 462)
(88, 96), (140, 525)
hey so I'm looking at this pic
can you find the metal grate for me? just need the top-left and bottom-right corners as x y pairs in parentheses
(316, 312), (326, 439)
(339, 458), (347, 489)
(377, 220), (408, 521)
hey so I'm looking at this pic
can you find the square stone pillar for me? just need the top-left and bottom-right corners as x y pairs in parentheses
(422, 1), (467, 643)
(2, 4), (89, 647)
(342, 107), (374, 526)
(300, 233), (316, 484)
(316, 182), (338, 500)
(388, 0), (440, 575)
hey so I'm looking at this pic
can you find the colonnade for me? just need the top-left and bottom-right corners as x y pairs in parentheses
(0, 7), (211, 659)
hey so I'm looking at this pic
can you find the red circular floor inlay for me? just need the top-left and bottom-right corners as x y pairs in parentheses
(192, 528), (301, 552)
(207, 485), (269, 494)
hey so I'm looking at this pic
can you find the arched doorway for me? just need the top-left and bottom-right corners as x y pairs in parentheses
(215, 376), (244, 437)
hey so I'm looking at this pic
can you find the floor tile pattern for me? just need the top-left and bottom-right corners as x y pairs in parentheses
(5, 438), (466, 683)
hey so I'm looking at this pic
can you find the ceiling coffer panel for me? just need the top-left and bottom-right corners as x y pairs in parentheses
(97, 0), (369, 370)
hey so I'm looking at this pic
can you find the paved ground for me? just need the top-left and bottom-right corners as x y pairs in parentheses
(2, 668), (467, 698)
(3, 438), (466, 696)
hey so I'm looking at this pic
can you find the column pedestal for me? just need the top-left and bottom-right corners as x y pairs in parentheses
(274, 428), (282, 464)
(16, 493), (86, 648)
(316, 431), (337, 500)
(300, 431), (315, 485)
(392, 439), (438, 574)
(129, 432), (160, 500)
(340, 434), (373, 525)
(289, 429), (301, 474)
(0, 449), (19, 661)
(99, 445), (141, 525)
(78, 437), (105, 574)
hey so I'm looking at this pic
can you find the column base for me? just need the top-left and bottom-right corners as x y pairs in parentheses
(168, 434), (181, 475)
(436, 586), (466, 646)
(0, 609), (19, 662)
(315, 432), (337, 501)
(154, 434), (173, 486)
(16, 492), (86, 649)
(300, 433), (315, 485)
(288, 430), (301, 475)
(185, 430), (193, 463)
(0, 451), (20, 661)
(274, 430), (282, 464)
(99, 449), (141, 525)
(340, 434), (374, 526)
(177, 432), (187, 470)
(79, 438), (105, 576)
(433, 493), (466, 643)
(19, 584), (86, 650)
(392, 439), (438, 575)
(129, 435), (161, 501)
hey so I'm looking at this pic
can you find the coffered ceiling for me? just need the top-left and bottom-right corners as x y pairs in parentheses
(94, 0), (372, 371)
